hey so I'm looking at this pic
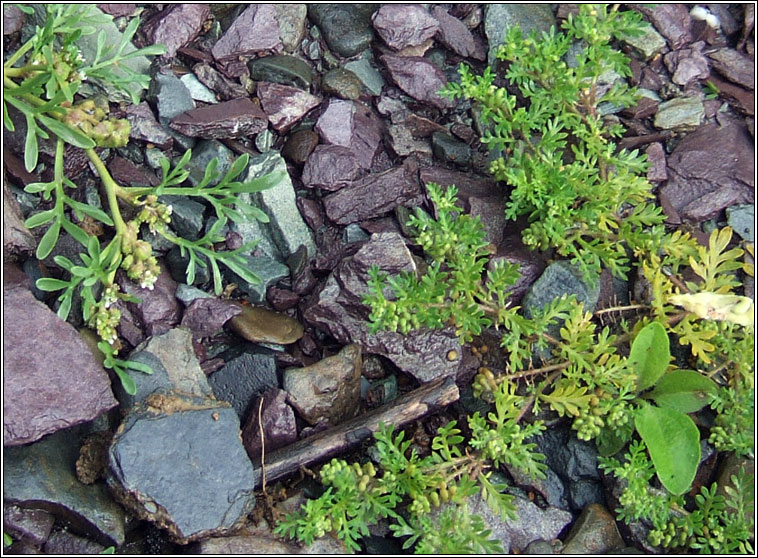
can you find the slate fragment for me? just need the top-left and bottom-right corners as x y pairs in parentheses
(180, 297), (243, 339)
(302, 144), (362, 191)
(208, 347), (279, 420)
(307, 4), (376, 58)
(142, 4), (210, 58)
(431, 6), (486, 60)
(3, 176), (36, 261)
(632, 4), (692, 49)
(169, 98), (268, 139)
(241, 388), (297, 462)
(708, 48), (755, 90)
(211, 4), (282, 64)
(125, 102), (173, 149)
(118, 267), (182, 338)
(192, 63), (248, 101)
(381, 55), (455, 110)
(257, 81), (320, 133)
(315, 99), (384, 169)
(371, 4), (439, 51)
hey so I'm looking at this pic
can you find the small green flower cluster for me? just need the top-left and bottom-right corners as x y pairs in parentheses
(63, 98), (130, 148)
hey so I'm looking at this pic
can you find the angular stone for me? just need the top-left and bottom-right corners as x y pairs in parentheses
(381, 55), (455, 110)
(180, 73), (218, 104)
(302, 144), (362, 191)
(283, 344), (362, 425)
(523, 261), (601, 319)
(653, 96), (704, 131)
(159, 195), (205, 240)
(660, 117), (754, 223)
(180, 298), (243, 339)
(44, 529), (106, 555)
(108, 394), (256, 543)
(632, 4), (692, 49)
(387, 124), (433, 157)
(274, 4), (307, 53)
(228, 254), (290, 304)
(183, 139), (236, 187)
(431, 6), (486, 60)
(125, 102), (173, 149)
(708, 48), (755, 90)
(108, 156), (160, 187)
(248, 55), (314, 89)
(241, 388), (297, 462)
(282, 129), (320, 165)
(119, 267), (182, 337)
(3, 177), (35, 261)
(371, 5), (438, 51)
(665, 46), (710, 86)
(3, 282), (117, 446)
(148, 69), (196, 125)
(726, 204), (754, 242)
(3, 504), (55, 548)
(143, 4), (210, 58)
(619, 23), (667, 61)
(170, 98), (268, 139)
(209, 347), (279, 419)
(97, 4), (138, 18)
(229, 304), (304, 345)
(484, 4), (555, 66)
(645, 142), (667, 183)
(307, 5), (376, 58)
(562, 504), (625, 554)
(321, 67), (363, 100)
(211, 4), (282, 63)
(192, 63), (248, 101)
(304, 233), (463, 383)
(344, 57), (385, 97)
(3, 4), (24, 35)
(707, 75), (754, 117)
(315, 99), (383, 169)
(322, 161), (424, 225)
(257, 81), (320, 134)
(431, 131), (471, 166)
(5, 426), (127, 545)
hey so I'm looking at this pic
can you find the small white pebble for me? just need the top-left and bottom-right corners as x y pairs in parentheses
(690, 6), (721, 29)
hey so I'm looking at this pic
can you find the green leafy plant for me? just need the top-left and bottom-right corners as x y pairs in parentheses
(5, 5), (283, 394)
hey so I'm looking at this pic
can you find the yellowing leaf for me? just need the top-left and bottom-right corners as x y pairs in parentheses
(669, 292), (754, 328)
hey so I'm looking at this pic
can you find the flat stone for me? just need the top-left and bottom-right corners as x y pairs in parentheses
(227, 254), (290, 304)
(315, 99), (384, 169)
(209, 347), (279, 420)
(119, 267), (182, 338)
(619, 23), (667, 61)
(143, 4), (209, 58)
(387, 124), (433, 157)
(274, 4), (307, 53)
(645, 142), (667, 182)
(632, 4), (692, 50)
(180, 73), (218, 104)
(523, 261), (601, 321)
(5, 426), (127, 546)
(248, 55), (314, 89)
(125, 102), (173, 149)
(282, 129), (319, 165)
(257, 81), (321, 134)
(680, 186), (750, 222)
(302, 144), (362, 191)
(3, 178), (35, 260)
(431, 6), (486, 60)
(371, 5), (438, 51)
(159, 195), (205, 240)
(322, 161), (424, 225)
(148, 69), (196, 125)
(708, 48), (755, 90)
(183, 139), (236, 187)
(344, 57), (385, 97)
(229, 304), (304, 345)
(381, 55), (455, 110)
(665, 45), (710, 86)
(97, 4), (138, 18)
(283, 344), (362, 425)
(3, 504), (55, 548)
(170, 98), (268, 139)
(108, 156), (160, 187)
(192, 63), (248, 101)
(211, 4), (282, 64)
(562, 503), (625, 554)
(180, 298), (243, 339)
(44, 529), (105, 555)
(3, 282), (117, 446)
(241, 388), (297, 462)
(321, 67), (363, 100)
(660, 116), (754, 223)
(653, 96), (704, 131)
(484, 4), (555, 66)
(431, 131), (472, 166)
(108, 394), (256, 543)
(726, 204), (754, 242)
(304, 233), (463, 383)
(307, 5), (376, 58)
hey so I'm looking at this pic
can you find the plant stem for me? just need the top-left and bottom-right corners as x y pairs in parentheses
(84, 148), (128, 237)
(3, 65), (47, 77)
(4, 36), (35, 69)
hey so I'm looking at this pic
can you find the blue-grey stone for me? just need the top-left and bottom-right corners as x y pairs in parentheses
(175, 283), (214, 305)
(247, 55), (314, 89)
(431, 131), (472, 167)
(180, 73), (217, 104)
(726, 204), (754, 242)
(108, 395), (256, 542)
(523, 261), (601, 319)
(484, 5), (555, 66)
(343, 223), (370, 244)
(344, 57), (385, 96)
(208, 347), (279, 420)
(182, 140), (236, 187)
(227, 254), (289, 304)
(159, 196), (205, 241)
(568, 480), (606, 512)
(166, 245), (210, 286)
(147, 71), (196, 150)
(307, 4), (377, 58)
(5, 425), (126, 546)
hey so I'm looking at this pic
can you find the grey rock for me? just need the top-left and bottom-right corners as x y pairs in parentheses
(108, 394), (256, 543)
(230, 208), (282, 261)
(3, 178), (35, 260)
(484, 4), (555, 66)
(708, 48), (755, 90)
(632, 4), (692, 49)
(192, 62), (248, 101)
(125, 102), (173, 149)
(304, 233), (463, 383)
(209, 347), (279, 420)
(302, 144), (362, 191)
(561, 503), (625, 554)
(507, 461), (569, 510)
(284, 344), (362, 425)
(431, 6), (486, 61)
(183, 139), (236, 187)
(5, 426), (127, 546)
(170, 97), (268, 139)
(3, 282), (117, 446)
(148, 70), (196, 125)
(175, 283), (213, 305)
(257, 81), (321, 133)
(654, 96), (704, 131)
(371, 5), (438, 51)
(241, 388), (297, 462)
(322, 161), (424, 224)
(227, 254), (290, 304)
(387, 123), (433, 157)
(344, 57), (385, 96)
(525, 539), (562, 554)
(248, 55), (314, 89)
(568, 480), (606, 512)
(274, 4), (307, 53)
(726, 204), (755, 242)
(315, 99), (384, 169)
(142, 4), (209, 59)
(3, 504), (55, 548)
(211, 4), (282, 63)
(321, 67), (363, 100)
(665, 45), (710, 86)
(619, 24), (667, 61)
(244, 150), (316, 259)
(180, 298), (243, 339)
(431, 131), (472, 166)
(344, 223), (370, 244)
(159, 195), (205, 240)
(381, 55), (455, 110)
(166, 244), (210, 286)
(180, 73), (218, 104)
(307, 5), (376, 58)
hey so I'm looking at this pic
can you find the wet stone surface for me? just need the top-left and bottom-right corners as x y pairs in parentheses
(169, 98), (269, 139)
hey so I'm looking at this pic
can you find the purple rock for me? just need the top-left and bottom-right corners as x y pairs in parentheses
(211, 4), (282, 63)
(633, 4), (692, 49)
(645, 142), (667, 183)
(257, 81), (321, 134)
(3, 5), (24, 35)
(180, 298), (243, 339)
(143, 4), (210, 58)
(303, 233), (462, 383)
(266, 287), (300, 311)
(97, 4), (138, 18)
(108, 156), (159, 187)
(125, 102), (173, 149)
(302, 144), (362, 191)
(431, 6), (486, 60)
(371, 5), (439, 50)
(665, 45), (710, 86)
(3, 180), (35, 261)
(381, 55), (455, 110)
(708, 48), (755, 90)
(191, 63), (248, 101)
(3, 504), (55, 548)
(241, 388), (297, 462)
(315, 99), (384, 169)
(660, 116), (754, 223)
(323, 160), (424, 224)
(169, 98), (268, 139)
(3, 281), (118, 446)
(118, 267), (182, 337)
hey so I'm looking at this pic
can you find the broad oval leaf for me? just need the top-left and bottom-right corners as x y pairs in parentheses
(114, 368), (137, 396)
(647, 369), (718, 413)
(634, 403), (700, 495)
(36, 277), (70, 292)
(630, 321), (670, 393)
(24, 208), (57, 229)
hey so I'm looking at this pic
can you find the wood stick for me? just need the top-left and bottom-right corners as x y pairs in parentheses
(254, 376), (460, 488)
